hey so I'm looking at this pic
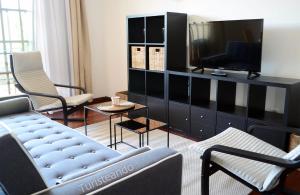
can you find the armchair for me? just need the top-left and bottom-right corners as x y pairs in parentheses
(189, 126), (300, 195)
(10, 51), (93, 126)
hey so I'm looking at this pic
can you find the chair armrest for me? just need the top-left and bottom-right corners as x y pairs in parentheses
(247, 124), (300, 136)
(54, 84), (86, 94)
(0, 97), (32, 117)
(202, 145), (300, 168)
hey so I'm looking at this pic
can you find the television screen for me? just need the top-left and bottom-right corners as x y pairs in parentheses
(189, 19), (263, 72)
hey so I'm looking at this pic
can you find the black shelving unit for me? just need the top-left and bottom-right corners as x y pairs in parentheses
(127, 12), (300, 151)
(167, 69), (300, 150)
(127, 12), (187, 123)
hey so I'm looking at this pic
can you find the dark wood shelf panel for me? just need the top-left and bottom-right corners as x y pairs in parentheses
(248, 111), (284, 125)
(168, 68), (300, 88)
(146, 43), (165, 46)
(129, 67), (146, 71)
(146, 69), (164, 73)
(218, 105), (247, 117)
(191, 100), (216, 110)
(128, 43), (145, 45)
(169, 97), (189, 104)
(147, 94), (164, 99)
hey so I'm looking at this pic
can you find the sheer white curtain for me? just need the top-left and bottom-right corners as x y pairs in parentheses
(34, 0), (71, 97)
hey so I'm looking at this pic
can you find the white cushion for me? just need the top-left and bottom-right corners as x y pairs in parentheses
(38, 93), (93, 110)
(189, 127), (287, 192)
(12, 52), (59, 109)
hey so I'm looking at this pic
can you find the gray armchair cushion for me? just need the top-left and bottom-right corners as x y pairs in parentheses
(0, 133), (46, 195)
(0, 97), (32, 117)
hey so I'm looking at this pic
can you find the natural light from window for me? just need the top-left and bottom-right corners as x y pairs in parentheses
(0, 0), (34, 97)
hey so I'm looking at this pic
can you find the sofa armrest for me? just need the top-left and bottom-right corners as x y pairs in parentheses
(34, 148), (183, 195)
(0, 97), (32, 117)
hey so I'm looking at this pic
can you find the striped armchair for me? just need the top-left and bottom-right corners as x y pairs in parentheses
(189, 126), (300, 195)
(10, 51), (93, 126)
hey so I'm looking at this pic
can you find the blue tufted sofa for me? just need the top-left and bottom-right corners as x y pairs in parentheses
(0, 97), (182, 195)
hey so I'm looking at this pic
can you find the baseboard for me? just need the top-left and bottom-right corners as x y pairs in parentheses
(90, 96), (111, 104)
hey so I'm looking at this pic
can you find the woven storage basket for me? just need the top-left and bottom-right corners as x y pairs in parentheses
(149, 47), (165, 71)
(131, 46), (145, 69)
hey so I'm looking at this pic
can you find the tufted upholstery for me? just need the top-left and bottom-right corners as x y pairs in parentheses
(0, 112), (121, 187)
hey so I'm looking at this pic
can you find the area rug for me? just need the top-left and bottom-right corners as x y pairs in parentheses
(76, 119), (251, 195)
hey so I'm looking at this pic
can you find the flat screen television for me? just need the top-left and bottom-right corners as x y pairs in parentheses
(189, 19), (264, 78)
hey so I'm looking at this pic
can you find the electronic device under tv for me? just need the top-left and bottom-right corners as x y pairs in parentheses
(189, 19), (264, 79)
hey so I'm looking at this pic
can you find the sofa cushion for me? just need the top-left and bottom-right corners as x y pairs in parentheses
(0, 112), (121, 187)
(0, 132), (46, 195)
(61, 146), (151, 182)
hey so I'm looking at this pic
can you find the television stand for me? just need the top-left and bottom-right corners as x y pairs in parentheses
(211, 69), (227, 77)
(248, 71), (260, 80)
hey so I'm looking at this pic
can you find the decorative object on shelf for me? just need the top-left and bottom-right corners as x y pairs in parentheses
(149, 47), (165, 71)
(97, 101), (135, 112)
(131, 46), (145, 69)
(111, 96), (120, 106)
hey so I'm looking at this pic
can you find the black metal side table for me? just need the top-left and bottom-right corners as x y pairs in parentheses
(84, 101), (148, 148)
(114, 117), (168, 149)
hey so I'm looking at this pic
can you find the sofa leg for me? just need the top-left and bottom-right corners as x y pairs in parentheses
(201, 159), (210, 195)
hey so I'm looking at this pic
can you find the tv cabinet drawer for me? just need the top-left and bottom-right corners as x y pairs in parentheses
(216, 112), (246, 133)
(191, 106), (215, 126)
(191, 123), (215, 140)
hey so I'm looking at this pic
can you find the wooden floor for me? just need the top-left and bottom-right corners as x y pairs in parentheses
(49, 105), (300, 195)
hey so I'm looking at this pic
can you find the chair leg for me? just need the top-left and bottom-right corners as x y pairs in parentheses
(84, 109), (89, 123)
(201, 159), (210, 195)
(63, 109), (68, 126)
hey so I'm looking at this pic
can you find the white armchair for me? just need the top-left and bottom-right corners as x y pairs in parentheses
(189, 126), (300, 195)
(10, 51), (93, 126)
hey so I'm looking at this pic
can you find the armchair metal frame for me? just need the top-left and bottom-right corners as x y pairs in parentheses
(201, 125), (300, 195)
(10, 55), (89, 126)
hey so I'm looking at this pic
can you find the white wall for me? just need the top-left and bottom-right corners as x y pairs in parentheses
(84, 0), (300, 112)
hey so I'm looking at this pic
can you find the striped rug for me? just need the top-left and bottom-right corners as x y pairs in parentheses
(76, 118), (251, 195)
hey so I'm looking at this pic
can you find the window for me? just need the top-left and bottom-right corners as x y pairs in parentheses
(0, 0), (34, 97)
